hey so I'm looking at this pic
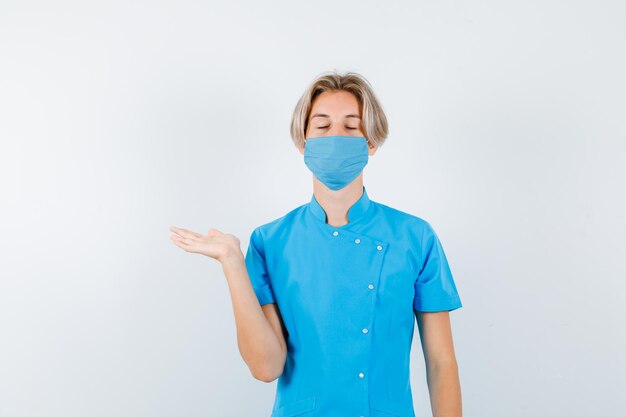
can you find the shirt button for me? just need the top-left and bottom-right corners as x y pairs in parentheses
(362, 328), (369, 334)
(332, 231), (339, 236)
(376, 245), (382, 250)
(358, 372), (364, 379)
(368, 284), (374, 290)
(354, 238), (361, 244)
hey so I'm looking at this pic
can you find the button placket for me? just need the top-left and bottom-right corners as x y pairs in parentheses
(336, 228), (388, 413)
(354, 235), (371, 339)
(363, 240), (388, 409)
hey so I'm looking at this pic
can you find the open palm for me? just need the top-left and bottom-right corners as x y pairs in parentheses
(169, 226), (241, 263)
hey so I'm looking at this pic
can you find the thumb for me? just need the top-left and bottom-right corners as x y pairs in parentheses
(207, 228), (222, 237)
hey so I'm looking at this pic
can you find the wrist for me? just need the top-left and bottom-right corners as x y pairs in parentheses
(220, 251), (245, 268)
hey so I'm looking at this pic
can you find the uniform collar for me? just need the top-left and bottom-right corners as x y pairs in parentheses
(308, 186), (371, 225)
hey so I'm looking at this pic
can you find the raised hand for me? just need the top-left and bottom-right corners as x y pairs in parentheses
(169, 226), (243, 264)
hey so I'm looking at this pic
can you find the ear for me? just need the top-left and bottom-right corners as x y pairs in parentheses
(367, 141), (378, 156)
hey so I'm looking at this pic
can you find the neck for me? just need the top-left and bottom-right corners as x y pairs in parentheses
(312, 175), (364, 227)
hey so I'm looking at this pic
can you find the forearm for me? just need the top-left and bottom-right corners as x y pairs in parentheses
(221, 255), (284, 381)
(426, 360), (462, 417)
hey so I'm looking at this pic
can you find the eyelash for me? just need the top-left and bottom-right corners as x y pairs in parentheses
(318, 126), (357, 130)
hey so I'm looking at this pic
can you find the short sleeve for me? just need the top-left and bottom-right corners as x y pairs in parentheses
(413, 222), (463, 312)
(244, 228), (277, 306)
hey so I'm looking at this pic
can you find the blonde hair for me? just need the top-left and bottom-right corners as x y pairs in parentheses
(290, 70), (389, 149)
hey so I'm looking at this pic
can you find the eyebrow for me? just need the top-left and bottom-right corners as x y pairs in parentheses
(310, 113), (361, 120)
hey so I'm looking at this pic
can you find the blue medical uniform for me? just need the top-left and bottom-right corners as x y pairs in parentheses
(244, 186), (462, 417)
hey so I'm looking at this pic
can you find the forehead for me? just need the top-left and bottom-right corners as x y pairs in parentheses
(309, 90), (361, 119)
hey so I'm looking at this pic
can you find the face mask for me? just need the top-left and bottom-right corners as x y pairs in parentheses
(303, 135), (369, 191)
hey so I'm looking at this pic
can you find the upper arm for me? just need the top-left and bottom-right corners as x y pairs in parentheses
(415, 310), (458, 368)
(245, 228), (277, 306)
(261, 303), (288, 358)
(412, 221), (462, 367)
(413, 221), (462, 313)
(243, 228), (288, 375)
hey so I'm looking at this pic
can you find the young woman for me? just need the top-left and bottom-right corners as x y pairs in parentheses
(170, 71), (463, 417)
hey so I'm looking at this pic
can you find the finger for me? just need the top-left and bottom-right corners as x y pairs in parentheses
(170, 226), (201, 238)
(170, 226), (203, 239)
(207, 228), (223, 237)
(170, 236), (199, 253)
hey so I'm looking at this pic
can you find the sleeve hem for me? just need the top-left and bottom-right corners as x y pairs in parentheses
(413, 294), (462, 312)
(253, 283), (276, 306)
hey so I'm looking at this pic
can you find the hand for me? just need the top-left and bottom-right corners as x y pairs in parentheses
(169, 226), (243, 263)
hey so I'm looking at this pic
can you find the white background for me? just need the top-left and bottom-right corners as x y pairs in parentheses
(1, 1), (625, 416)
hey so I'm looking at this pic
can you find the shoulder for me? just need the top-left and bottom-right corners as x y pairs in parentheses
(371, 200), (445, 270)
(371, 199), (436, 237)
(250, 202), (308, 242)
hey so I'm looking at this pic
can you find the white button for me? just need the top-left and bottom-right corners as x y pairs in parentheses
(332, 231), (339, 236)
(362, 328), (369, 334)
(376, 245), (382, 250)
(368, 284), (374, 290)
(354, 238), (361, 244)
(358, 372), (364, 378)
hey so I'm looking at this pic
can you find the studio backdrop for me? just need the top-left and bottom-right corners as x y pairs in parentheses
(1, 1), (624, 416)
